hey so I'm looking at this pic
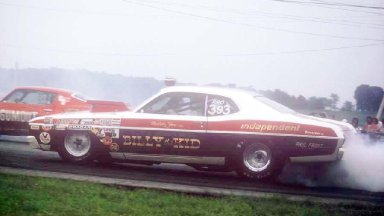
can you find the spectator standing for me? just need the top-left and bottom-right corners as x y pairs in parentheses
(370, 117), (380, 132)
(362, 116), (372, 132)
(351, 117), (359, 129)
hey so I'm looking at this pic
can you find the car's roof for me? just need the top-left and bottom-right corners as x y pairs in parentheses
(13, 86), (74, 95)
(159, 85), (261, 98)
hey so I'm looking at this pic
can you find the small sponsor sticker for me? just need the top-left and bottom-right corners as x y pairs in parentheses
(93, 118), (121, 126)
(102, 136), (113, 145)
(80, 119), (94, 125)
(110, 143), (119, 151)
(67, 125), (92, 130)
(44, 117), (53, 124)
(55, 125), (67, 130)
(58, 95), (70, 105)
(295, 142), (324, 149)
(30, 125), (40, 130)
(39, 132), (51, 144)
(92, 127), (105, 138)
(42, 125), (53, 131)
(54, 119), (80, 125)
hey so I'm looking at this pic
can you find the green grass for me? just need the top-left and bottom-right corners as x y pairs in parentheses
(0, 174), (383, 216)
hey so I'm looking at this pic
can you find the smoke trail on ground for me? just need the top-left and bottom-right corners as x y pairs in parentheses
(279, 134), (384, 192)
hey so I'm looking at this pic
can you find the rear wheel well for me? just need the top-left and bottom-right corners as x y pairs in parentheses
(231, 139), (287, 180)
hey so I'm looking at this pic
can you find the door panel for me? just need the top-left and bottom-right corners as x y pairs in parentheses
(117, 92), (208, 156)
(117, 114), (207, 156)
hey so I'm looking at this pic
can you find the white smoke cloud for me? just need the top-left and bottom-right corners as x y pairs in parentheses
(279, 134), (384, 192)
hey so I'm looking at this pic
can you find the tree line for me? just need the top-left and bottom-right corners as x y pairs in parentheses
(258, 89), (341, 111)
(1, 68), (382, 112)
(354, 84), (384, 112)
(241, 85), (383, 112)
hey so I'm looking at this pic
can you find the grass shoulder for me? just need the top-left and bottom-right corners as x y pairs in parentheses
(0, 174), (382, 216)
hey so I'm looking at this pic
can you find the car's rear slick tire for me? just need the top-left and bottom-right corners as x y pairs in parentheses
(236, 143), (283, 180)
(57, 132), (95, 163)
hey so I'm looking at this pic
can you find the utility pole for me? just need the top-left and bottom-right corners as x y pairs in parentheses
(377, 95), (384, 119)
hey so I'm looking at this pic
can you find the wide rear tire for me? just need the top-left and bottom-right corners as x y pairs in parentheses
(236, 143), (284, 180)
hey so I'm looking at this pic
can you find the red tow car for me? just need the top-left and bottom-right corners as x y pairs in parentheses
(0, 86), (129, 135)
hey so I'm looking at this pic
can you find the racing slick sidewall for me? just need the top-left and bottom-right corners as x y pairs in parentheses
(236, 142), (285, 180)
(56, 131), (104, 163)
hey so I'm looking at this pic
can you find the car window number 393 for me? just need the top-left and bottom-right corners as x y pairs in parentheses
(207, 99), (231, 116)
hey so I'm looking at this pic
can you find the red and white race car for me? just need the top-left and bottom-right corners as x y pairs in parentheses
(0, 86), (129, 135)
(28, 86), (354, 179)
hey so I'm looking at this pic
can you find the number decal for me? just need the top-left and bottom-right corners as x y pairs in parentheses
(208, 99), (231, 116)
(208, 104), (217, 115)
(223, 104), (230, 115)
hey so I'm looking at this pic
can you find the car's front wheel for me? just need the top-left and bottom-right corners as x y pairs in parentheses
(58, 132), (95, 163)
(236, 143), (283, 180)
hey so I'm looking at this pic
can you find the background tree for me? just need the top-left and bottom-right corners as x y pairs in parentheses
(341, 101), (354, 112)
(308, 97), (326, 110)
(329, 93), (339, 109)
(370, 86), (384, 112)
(293, 95), (308, 109)
(354, 84), (370, 111)
(354, 84), (384, 112)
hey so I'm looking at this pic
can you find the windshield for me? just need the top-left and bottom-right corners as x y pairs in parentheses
(71, 93), (91, 102)
(2, 89), (56, 105)
(254, 96), (296, 114)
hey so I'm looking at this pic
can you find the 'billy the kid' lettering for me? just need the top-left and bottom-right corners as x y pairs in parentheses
(123, 135), (200, 149)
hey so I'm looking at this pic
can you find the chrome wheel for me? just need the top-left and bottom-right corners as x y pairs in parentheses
(243, 144), (271, 172)
(64, 133), (91, 157)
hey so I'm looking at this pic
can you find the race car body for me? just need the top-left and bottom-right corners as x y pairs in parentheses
(29, 86), (353, 179)
(1, 86), (129, 135)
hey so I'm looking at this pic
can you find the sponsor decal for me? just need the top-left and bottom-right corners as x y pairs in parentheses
(122, 135), (200, 149)
(80, 119), (94, 125)
(304, 130), (324, 136)
(42, 125), (53, 131)
(150, 121), (184, 129)
(67, 125), (92, 130)
(39, 132), (51, 144)
(208, 121), (337, 137)
(44, 117), (53, 124)
(101, 136), (113, 145)
(92, 127), (119, 139)
(93, 118), (121, 126)
(111, 119), (121, 125)
(55, 125), (67, 130)
(240, 123), (300, 133)
(58, 95), (70, 105)
(105, 128), (119, 138)
(295, 142), (325, 149)
(92, 127), (105, 138)
(30, 125), (40, 130)
(110, 143), (119, 151)
(207, 99), (231, 116)
(0, 110), (38, 122)
(54, 119), (81, 125)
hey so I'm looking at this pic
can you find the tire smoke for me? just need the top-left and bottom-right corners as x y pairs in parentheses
(278, 134), (384, 192)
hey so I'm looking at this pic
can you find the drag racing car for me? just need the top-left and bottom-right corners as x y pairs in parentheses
(28, 86), (354, 179)
(0, 86), (129, 135)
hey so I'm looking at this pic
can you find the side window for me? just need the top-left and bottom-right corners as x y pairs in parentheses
(3, 90), (55, 105)
(207, 95), (238, 116)
(3, 90), (24, 103)
(140, 92), (206, 116)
